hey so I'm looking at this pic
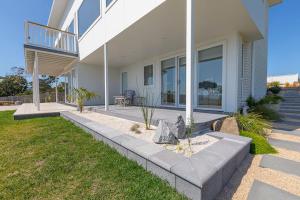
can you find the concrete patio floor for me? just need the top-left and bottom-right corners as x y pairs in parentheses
(14, 103), (76, 120)
(90, 105), (227, 132)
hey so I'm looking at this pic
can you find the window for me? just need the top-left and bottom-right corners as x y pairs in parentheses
(144, 65), (153, 86)
(106, 0), (114, 7)
(197, 45), (223, 109)
(78, 0), (101, 38)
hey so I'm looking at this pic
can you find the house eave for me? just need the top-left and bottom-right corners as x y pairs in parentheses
(47, 0), (68, 28)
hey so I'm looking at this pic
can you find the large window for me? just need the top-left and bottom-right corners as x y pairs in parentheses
(144, 65), (153, 86)
(78, 0), (101, 38)
(197, 45), (223, 109)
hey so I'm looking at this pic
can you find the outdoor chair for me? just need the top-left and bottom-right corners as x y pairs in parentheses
(114, 90), (136, 106)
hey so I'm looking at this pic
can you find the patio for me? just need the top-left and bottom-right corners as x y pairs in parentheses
(14, 103), (76, 120)
(89, 105), (227, 133)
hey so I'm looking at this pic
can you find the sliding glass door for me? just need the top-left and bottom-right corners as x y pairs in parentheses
(178, 57), (186, 106)
(161, 58), (176, 105)
(160, 45), (223, 110)
(197, 45), (223, 109)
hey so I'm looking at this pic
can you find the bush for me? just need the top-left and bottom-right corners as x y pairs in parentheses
(268, 86), (281, 95)
(240, 131), (277, 154)
(252, 104), (281, 121)
(235, 113), (271, 137)
(258, 94), (283, 105)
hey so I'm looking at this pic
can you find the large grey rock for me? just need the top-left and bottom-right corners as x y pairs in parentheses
(173, 115), (186, 139)
(153, 120), (179, 144)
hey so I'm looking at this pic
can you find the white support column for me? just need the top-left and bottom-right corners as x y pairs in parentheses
(64, 76), (67, 103)
(55, 78), (58, 103)
(34, 52), (40, 111)
(186, 0), (195, 125)
(104, 43), (109, 111)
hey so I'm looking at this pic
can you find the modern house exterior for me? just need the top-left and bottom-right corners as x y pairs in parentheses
(24, 0), (282, 123)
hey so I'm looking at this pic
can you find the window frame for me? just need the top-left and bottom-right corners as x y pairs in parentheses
(144, 64), (154, 86)
(77, 0), (102, 40)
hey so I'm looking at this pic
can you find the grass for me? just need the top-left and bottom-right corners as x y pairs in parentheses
(240, 131), (277, 155)
(0, 111), (186, 200)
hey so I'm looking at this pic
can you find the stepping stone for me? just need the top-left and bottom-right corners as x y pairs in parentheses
(272, 129), (300, 137)
(269, 138), (300, 153)
(248, 180), (300, 200)
(260, 155), (300, 177)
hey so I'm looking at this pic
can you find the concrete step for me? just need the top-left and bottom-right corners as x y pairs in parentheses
(272, 129), (300, 137)
(275, 120), (300, 127)
(281, 102), (300, 106)
(279, 109), (300, 114)
(281, 113), (300, 119)
(248, 180), (300, 200)
(280, 105), (300, 109)
(260, 155), (300, 177)
(269, 138), (300, 153)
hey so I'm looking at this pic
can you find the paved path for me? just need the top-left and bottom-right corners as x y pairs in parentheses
(217, 127), (300, 200)
(0, 105), (19, 111)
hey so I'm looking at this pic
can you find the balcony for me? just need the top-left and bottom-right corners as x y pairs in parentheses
(24, 21), (78, 76)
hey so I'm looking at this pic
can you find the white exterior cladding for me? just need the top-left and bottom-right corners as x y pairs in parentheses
(49, 0), (280, 113)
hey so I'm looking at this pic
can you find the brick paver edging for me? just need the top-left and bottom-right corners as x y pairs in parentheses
(61, 111), (251, 200)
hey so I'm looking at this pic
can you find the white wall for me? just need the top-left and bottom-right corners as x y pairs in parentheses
(119, 32), (242, 113)
(77, 63), (120, 105)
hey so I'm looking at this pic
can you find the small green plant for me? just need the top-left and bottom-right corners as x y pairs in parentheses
(72, 88), (97, 113)
(130, 124), (141, 134)
(235, 113), (271, 137)
(186, 118), (195, 154)
(138, 89), (158, 130)
(258, 95), (283, 105)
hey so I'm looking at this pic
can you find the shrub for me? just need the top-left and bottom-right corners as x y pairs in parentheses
(268, 86), (281, 94)
(252, 104), (281, 121)
(235, 113), (271, 137)
(258, 94), (283, 105)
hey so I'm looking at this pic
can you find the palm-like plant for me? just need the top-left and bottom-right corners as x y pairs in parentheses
(73, 88), (97, 113)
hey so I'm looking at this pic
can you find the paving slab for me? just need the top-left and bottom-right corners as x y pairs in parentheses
(269, 138), (300, 153)
(207, 132), (252, 144)
(272, 129), (300, 137)
(149, 150), (188, 171)
(260, 155), (300, 177)
(248, 180), (300, 200)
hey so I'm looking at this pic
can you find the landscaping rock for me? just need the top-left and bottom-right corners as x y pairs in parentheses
(153, 120), (179, 145)
(173, 115), (186, 139)
(212, 120), (223, 131)
(219, 117), (240, 135)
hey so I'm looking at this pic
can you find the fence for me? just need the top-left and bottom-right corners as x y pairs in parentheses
(0, 93), (65, 104)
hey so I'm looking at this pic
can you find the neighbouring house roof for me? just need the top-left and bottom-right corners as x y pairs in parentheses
(267, 73), (299, 84)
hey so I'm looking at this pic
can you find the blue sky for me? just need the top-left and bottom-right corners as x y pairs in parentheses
(0, 0), (299, 76)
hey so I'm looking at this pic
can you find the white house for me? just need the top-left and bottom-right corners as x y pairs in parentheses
(268, 73), (299, 86)
(24, 0), (282, 122)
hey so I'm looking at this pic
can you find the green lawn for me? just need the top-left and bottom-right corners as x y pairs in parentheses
(0, 111), (186, 200)
(240, 131), (277, 155)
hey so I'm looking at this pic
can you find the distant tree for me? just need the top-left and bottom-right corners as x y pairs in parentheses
(0, 75), (28, 97)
